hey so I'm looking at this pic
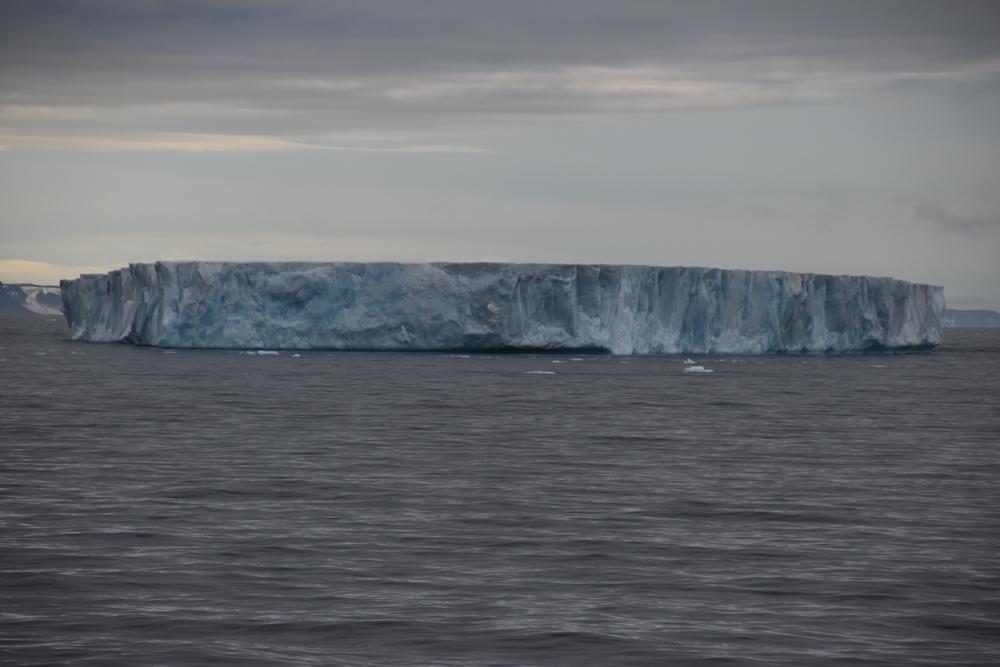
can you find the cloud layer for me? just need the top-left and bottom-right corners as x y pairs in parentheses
(3, 0), (1000, 149)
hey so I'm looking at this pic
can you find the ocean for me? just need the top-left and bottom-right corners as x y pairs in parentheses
(2, 315), (998, 665)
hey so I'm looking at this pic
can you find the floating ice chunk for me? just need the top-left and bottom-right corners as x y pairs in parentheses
(446, 354), (471, 359)
(34, 351), (47, 356)
(256, 350), (279, 355)
(570, 357), (584, 362)
(684, 365), (714, 373)
(551, 360), (566, 364)
(291, 353), (301, 358)
(683, 358), (696, 365)
(870, 364), (887, 368)
(60, 261), (945, 354)
(525, 370), (557, 375)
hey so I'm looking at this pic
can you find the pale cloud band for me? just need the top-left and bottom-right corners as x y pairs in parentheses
(0, 130), (490, 153)
(0, 259), (113, 285)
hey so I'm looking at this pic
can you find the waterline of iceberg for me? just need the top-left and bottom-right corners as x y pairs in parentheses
(60, 262), (944, 354)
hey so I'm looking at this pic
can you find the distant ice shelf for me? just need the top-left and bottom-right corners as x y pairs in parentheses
(1, 283), (62, 316)
(60, 262), (944, 354)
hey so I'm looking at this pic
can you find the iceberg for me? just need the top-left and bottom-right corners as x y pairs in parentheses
(60, 261), (944, 354)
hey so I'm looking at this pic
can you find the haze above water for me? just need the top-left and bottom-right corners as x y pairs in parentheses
(2, 316), (999, 665)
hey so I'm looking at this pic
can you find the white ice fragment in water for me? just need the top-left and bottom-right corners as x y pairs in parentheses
(256, 350), (279, 355)
(570, 357), (584, 362)
(870, 364), (887, 368)
(34, 351), (47, 356)
(684, 365), (714, 373)
(291, 353), (302, 358)
(446, 354), (471, 359)
(525, 370), (557, 375)
(551, 360), (566, 364)
(683, 358), (696, 365)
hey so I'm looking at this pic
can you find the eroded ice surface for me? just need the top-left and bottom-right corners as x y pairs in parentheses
(61, 262), (944, 354)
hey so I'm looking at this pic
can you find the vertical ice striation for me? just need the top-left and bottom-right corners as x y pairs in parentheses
(61, 262), (944, 353)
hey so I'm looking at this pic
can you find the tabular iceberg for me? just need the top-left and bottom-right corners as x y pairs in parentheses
(60, 262), (944, 354)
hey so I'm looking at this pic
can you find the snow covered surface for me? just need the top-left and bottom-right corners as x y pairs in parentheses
(61, 261), (944, 354)
(1, 283), (62, 316)
(21, 286), (63, 315)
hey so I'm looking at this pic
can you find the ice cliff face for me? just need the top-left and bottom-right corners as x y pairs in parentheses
(60, 262), (944, 354)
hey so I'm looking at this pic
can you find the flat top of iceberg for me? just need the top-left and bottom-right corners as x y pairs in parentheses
(75, 260), (936, 290)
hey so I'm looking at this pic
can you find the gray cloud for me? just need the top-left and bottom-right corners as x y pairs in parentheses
(2, 1), (1000, 147)
(915, 199), (1000, 233)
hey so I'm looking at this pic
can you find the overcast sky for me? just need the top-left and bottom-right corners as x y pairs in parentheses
(1, 0), (999, 307)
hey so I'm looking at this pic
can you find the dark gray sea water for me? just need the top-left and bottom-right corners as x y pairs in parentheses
(2, 315), (999, 666)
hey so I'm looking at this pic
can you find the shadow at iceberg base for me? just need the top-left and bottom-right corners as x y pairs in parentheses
(83, 335), (938, 356)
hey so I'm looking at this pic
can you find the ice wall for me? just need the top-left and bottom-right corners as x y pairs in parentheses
(61, 262), (944, 354)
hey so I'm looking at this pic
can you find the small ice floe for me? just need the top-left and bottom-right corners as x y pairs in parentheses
(684, 365), (714, 374)
(683, 358), (696, 365)
(446, 354), (472, 359)
(70, 351), (86, 355)
(570, 357), (584, 362)
(524, 370), (557, 375)
(870, 364), (887, 368)
(34, 351), (47, 356)
(256, 350), (279, 356)
(551, 359), (566, 364)
(291, 353), (302, 358)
